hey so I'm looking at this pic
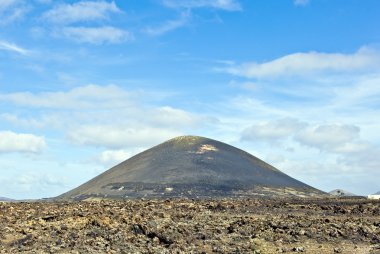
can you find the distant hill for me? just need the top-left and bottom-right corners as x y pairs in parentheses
(373, 191), (380, 195)
(58, 136), (325, 200)
(0, 196), (13, 201)
(329, 189), (357, 197)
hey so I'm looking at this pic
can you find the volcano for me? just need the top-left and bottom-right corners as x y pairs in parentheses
(58, 136), (324, 200)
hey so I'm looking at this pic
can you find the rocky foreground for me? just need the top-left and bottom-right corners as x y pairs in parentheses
(0, 198), (379, 253)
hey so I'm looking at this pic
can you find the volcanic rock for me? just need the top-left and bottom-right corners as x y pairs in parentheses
(0, 199), (379, 253)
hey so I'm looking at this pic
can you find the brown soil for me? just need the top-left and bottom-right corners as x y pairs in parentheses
(0, 198), (379, 253)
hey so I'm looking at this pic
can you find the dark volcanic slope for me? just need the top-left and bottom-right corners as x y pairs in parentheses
(58, 136), (323, 200)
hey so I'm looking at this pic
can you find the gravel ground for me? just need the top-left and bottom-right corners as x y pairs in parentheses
(0, 198), (379, 253)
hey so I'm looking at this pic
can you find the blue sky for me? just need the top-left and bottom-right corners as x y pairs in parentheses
(1, 0), (380, 199)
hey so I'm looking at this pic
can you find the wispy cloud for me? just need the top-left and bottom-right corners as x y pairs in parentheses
(226, 47), (380, 79)
(67, 125), (181, 149)
(0, 113), (46, 129)
(333, 75), (380, 108)
(295, 124), (360, 152)
(294, 0), (310, 6)
(0, 0), (28, 25)
(0, 40), (29, 55)
(0, 84), (131, 108)
(0, 131), (46, 153)
(0, 0), (18, 11)
(145, 12), (190, 36)
(60, 26), (132, 44)
(41, 1), (130, 44)
(97, 149), (136, 166)
(34, 0), (52, 4)
(42, 0), (121, 24)
(242, 118), (307, 142)
(17, 173), (66, 187)
(163, 0), (242, 11)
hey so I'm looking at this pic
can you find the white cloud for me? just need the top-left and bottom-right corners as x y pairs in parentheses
(228, 96), (290, 119)
(332, 141), (370, 154)
(265, 154), (285, 164)
(228, 80), (257, 90)
(1, 85), (208, 149)
(0, 85), (206, 127)
(242, 118), (306, 142)
(0, 0), (18, 10)
(0, 40), (29, 55)
(0, 0), (28, 24)
(145, 12), (190, 36)
(18, 173), (65, 187)
(59, 26), (132, 44)
(0, 113), (46, 128)
(0, 84), (131, 108)
(294, 0), (309, 6)
(222, 46), (380, 194)
(223, 50), (380, 182)
(35, 0), (51, 4)
(10, 172), (68, 198)
(67, 125), (182, 149)
(163, 0), (241, 11)
(295, 124), (360, 152)
(42, 1), (120, 24)
(41, 1), (130, 44)
(0, 131), (46, 153)
(97, 149), (135, 166)
(238, 115), (380, 177)
(334, 75), (380, 108)
(338, 144), (380, 171)
(150, 106), (203, 127)
(227, 47), (380, 79)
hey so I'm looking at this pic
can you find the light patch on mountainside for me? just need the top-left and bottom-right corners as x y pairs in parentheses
(196, 144), (219, 154)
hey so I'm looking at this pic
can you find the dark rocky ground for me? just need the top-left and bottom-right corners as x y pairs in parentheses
(0, 198), (379, 253)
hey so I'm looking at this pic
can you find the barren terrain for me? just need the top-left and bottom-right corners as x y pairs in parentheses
(1, 198), (379, 253)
